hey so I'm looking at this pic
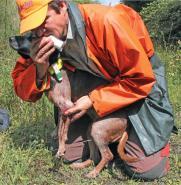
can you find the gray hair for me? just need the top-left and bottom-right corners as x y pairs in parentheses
(49, 0), (68, 13)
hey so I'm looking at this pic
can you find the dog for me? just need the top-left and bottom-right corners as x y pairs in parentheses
(47, 68), (138, 178)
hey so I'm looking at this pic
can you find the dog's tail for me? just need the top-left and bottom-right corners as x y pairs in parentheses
(117, 131), (139, 163)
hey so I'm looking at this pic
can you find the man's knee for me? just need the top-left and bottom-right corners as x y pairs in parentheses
(123, 156), (170, 180)
(121, 125), (171, 180)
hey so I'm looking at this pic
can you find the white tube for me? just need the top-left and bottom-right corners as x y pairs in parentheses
(49, 35), (64, 51)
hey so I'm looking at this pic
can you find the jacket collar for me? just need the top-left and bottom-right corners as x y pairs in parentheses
(67, 20), (73, 40)
(68, 2), (86, 48)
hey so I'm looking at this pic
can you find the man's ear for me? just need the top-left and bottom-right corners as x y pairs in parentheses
(59, 2), (68, 11)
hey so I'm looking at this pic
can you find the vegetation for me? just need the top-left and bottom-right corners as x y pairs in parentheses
(140, 0), (181, 44)
(0, 0), (180, 184)
(123, 0), (155, 12)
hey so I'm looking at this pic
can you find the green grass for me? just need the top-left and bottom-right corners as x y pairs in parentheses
(0, 1), (180, 184)
(0, 38), (180, 185)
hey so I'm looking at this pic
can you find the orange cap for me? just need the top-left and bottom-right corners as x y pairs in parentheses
(16, 0), (53, 34)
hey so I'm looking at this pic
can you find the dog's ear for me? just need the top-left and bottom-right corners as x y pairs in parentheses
(9, 32), (32, 59)
(49, 49), (60, 65)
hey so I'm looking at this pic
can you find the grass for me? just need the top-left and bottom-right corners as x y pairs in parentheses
(0, 1), (180, 184)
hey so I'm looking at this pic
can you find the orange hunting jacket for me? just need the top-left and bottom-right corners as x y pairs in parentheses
(12, 4), (156, 117)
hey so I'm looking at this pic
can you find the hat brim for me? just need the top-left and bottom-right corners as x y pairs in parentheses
(20, 4), (48, 34)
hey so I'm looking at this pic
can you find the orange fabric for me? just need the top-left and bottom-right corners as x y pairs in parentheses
(79, 4), (155, 116)
(161, 143), (170, 157)
(12, 57), (50, 102)
(12, 4), (155, 116)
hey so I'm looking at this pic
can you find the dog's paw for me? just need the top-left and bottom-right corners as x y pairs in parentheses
(70, 159), (92, 169)
(55, 151), (64, 159)
(85, 169), (99, 178)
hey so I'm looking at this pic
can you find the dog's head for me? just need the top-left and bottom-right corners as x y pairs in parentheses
(9, 33), (60, 64)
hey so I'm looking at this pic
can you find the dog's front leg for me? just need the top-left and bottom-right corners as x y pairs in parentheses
(56, 116), (71, 158)
(55, 112), (65, 158)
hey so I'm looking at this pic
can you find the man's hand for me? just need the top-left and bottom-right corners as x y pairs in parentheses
(64, 95), (93, 122)
(30, 37), (55, 80)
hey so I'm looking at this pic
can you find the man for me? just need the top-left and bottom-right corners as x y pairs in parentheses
(11, 0), (174, 180)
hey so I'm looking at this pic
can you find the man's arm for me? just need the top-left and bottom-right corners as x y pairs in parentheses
(11, 56), (50, 102)
(88, 13), (156, 117)
(11, 37), (55, 102)
(65, 6), (156, 119)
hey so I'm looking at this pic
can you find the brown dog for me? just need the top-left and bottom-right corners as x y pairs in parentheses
(47, 69), (138, 178)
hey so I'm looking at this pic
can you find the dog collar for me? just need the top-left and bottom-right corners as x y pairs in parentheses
(48, 58), (63, 82)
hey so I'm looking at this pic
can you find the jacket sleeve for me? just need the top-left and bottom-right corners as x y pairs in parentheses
(88, 13), (156, 117)
(11, 57), (50, 102)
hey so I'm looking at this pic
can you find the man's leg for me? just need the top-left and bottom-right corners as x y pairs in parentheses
(63, 114), (91, 162)
(122, 125), (170, 180)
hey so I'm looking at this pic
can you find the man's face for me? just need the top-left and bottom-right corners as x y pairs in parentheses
(32, 3), (68, 40)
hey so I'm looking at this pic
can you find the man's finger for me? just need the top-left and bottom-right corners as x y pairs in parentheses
(37, 41), (54, 59)
(69, 110), (86, 122)
(41, 47), (55, 62)
(38, 37), (52, 49)
(64, 106), (79, 116)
